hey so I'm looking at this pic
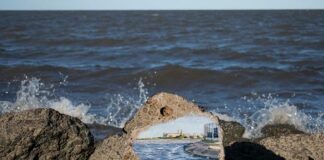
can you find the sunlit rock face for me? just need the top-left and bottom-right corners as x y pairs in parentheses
(259, 134), (324, 160)
(0, 108), (94, 160)
(90, 92), (225, 160)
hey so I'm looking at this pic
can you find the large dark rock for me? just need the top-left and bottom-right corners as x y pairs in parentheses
(219, 120), (245, 146)
(225, 142), (285, 160)
(260, 124), (305, 138)
(0, 108), (94, 160)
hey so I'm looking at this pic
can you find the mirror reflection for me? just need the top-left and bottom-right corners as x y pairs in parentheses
(133, 115), (221, 160)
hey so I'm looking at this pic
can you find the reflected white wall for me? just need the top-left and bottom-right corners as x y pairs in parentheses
(138, 115), (215, 139)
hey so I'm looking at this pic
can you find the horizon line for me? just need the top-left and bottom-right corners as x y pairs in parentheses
(1, 9), (324, 11)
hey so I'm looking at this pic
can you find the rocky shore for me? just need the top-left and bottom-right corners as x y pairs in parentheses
(0, 92), (323, 160)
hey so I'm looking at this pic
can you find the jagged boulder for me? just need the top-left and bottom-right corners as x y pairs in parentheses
(0, 108), (94, 160)
(219, 120), (245, 146)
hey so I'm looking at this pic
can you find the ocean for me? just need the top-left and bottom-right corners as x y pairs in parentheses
(0, 11), (323, 141)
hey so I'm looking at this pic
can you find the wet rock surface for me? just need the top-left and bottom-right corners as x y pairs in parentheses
(0, 108), (94, 160)
(219, 120), (245, 146)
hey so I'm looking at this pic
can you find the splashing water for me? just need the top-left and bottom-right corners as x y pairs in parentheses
(0, 77), (148, 127)
(0, 77), (322, 135)
(0, 77), (97, 123)
(105, 78), (148, 127)
(213, 93), (324, 138)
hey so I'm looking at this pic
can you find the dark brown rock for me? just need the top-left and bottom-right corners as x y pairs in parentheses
(225, 142), (285, 160)
(0, 108), (94, 160)
(219, 120), (245, 146)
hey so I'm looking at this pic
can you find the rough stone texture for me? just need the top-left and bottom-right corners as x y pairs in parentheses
(0, 108), (94, 160)
(90, 92), (225, 160)
(259, 134), (324, 160)
(260, 124), (305, 138)
(219, 120), (245, 146)
(89, 135), (136, 160)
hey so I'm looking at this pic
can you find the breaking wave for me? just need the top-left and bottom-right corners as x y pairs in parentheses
(213, 93), (324, 138)
(0, 77), (323, 137)
(0, 77), (148, 128)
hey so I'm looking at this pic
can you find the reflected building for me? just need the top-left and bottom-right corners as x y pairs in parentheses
(204, 123), (219, 141)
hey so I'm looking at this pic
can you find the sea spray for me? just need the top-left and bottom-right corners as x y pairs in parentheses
(105, 78), (148, 127)
(1, 77), (322, 136)
(0, 77), (148, 127)
(213, 93), (324, 138)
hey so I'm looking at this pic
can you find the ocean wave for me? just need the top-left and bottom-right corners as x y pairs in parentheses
(0, 76), (323, 138)
(1, 64), (322, 90)
(0, 77), (148, 127)
(212, 93), (324, 138)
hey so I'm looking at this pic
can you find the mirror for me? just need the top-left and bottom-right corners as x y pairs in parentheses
(133, 115), (222, 160)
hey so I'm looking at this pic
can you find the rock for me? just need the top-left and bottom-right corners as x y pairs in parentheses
(219, 120), (245, 146)
(89, 92), (225, 160)
(260, 124), (305, 138)
(225, 142), (285, 160)
(0, 108), (94, 160)
(259, 134), (324, 160)
(89, 134), (136, 160)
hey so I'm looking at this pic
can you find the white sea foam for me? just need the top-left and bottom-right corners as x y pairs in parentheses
(213, 94), (324, 138)
(0, 77), (148, 127)
(1, 77), (322, 136)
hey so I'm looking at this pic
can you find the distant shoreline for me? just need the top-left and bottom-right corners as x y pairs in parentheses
(135, 139), (201, 144)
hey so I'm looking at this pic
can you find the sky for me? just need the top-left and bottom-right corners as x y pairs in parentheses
(0, 0), (324, 10)
(137, 116), (216, 139)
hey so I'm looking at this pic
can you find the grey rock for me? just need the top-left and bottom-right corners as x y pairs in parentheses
(0, 108), (94, 160)
(219, 120), (245, 146)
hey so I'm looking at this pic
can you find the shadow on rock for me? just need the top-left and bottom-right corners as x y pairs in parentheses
(225, 142), (285, 160)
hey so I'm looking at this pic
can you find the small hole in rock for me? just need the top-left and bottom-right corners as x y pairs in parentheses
(160, 106), (173, 116)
